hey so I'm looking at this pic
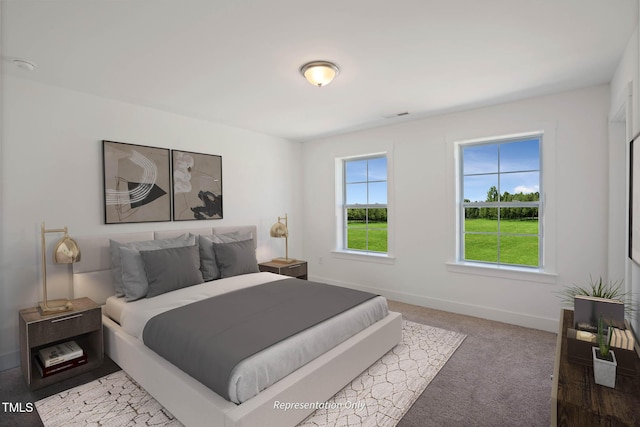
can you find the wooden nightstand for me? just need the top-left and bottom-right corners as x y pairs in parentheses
(552, 309), (640, 426)
(19, 297), (103, 390)
(259, 260), (308, 280)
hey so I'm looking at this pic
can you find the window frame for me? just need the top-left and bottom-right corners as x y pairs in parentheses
(342, 154), (388, 253)
(458, 133), (544, 269)
(334, 151), (394, 263)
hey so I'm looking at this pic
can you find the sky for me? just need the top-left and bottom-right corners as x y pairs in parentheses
(341, 139), (539, 206)
(462, 138), (540, 202)
(345, 157), (387, 205)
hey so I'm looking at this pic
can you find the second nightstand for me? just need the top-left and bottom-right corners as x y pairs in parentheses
(259, 260), (308, 280)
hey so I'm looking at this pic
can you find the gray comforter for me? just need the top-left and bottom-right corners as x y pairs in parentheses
(142, 278), (377, 401)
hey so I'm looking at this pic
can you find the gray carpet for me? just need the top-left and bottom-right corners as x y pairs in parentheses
(390, 301), (556, 427)
(0, 301), (556, 426)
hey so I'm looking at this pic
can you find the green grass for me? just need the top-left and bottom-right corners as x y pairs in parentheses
(464, 218), (538, 234)
(347, 221), (387, 252)
(464, 219), (539, 266)
(344, 218), (539, 263)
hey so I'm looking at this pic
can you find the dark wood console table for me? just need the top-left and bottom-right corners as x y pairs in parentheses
(551, 309), (640, 426)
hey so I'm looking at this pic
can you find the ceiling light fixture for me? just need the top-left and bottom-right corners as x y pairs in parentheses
(300, 61), (339, 87)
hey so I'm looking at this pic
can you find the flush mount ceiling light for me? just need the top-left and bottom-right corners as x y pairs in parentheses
(300, 61), (339, 87)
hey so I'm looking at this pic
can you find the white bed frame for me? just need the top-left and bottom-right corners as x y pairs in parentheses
(72, 225), (403, 427)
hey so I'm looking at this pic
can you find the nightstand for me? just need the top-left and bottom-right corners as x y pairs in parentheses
(259, 260), (308, 280)
(19, 297), (103, 390)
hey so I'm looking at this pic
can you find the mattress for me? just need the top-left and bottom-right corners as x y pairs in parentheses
(105, 272), (388, 403)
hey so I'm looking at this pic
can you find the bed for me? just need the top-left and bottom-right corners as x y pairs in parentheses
(72, 225), (403, 427)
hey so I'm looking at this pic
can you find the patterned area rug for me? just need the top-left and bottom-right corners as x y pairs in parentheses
(35, 371), (181, 427)
(36, 320), (465, 427)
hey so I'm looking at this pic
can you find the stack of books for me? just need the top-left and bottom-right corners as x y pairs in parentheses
(611, 328), (636, 351)
(35, 340), (87, 378)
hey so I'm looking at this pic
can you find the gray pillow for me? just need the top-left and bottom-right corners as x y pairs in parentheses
(212, 239), (259, 278)
(120, 247), (149, 301)
(110, 233), (193, 296)
(200, 232), (254, 281)
(140, 245), (204, 298)
(198, 235), (221, 281)
(116, 234), (197, 301)
(211, 231), (252, 244)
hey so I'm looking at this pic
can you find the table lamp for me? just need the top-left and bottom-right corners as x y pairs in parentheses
(270, 214), (295, 264)
(39, 222), (81, 314)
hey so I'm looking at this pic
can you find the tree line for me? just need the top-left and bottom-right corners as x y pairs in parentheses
(347, 208), (387, 223)
(465, 186), (539, 220)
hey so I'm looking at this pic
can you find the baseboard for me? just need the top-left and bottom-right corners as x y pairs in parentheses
(0, 350), (20, 372)
(310, 275), (559, 333)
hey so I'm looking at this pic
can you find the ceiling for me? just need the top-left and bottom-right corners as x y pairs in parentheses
(2, 0), (638, 142)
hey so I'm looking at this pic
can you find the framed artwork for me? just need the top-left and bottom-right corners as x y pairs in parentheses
(102, 140), (171, 224)
(630, 135), (640, 265)
(172, 150), (223, 221)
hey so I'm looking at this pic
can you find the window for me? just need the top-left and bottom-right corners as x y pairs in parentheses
(343, 155), (388, 253)
(460, 136), (541, 267)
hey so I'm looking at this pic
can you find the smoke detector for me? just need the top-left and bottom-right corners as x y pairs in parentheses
(382, 111), (410, 119)
(12, 59), (36, 71)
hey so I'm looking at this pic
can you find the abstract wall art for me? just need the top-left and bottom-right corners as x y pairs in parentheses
(631, 135), (640, 265)
(102, 140), (171, 224)
(172, 150), (223, 221)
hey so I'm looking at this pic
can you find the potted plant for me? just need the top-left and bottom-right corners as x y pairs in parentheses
(592, 316), (617, 388)
(556, 275), (636, 320)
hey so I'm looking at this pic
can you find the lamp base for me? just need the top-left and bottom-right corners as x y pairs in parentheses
(39, 299), (73, 315)
(271, 257), (297, 264)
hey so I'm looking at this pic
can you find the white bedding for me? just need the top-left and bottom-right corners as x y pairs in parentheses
(105, 272), (389, 403)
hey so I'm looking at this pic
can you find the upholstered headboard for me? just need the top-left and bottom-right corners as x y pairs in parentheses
(72, 225), (257, 305)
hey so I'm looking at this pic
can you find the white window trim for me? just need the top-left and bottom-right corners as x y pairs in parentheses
(331, 249), (396, 264)
(334, 150), (395, 264)
(446, 123), (557, 281)
(445, 261), (557, 283)
(459, 135), (543, 268)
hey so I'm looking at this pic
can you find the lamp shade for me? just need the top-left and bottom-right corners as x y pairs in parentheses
(270, 221), (288, 238)
(54, 235), (81, 264)
(300, 61), (339, 87)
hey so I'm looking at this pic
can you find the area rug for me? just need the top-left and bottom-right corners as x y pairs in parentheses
(36, 320), (465, 427)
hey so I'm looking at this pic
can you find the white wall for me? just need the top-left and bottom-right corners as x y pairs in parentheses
(0, 75), (303, 370)
(302, 85), (611, 333)
(610, 17), (640, 336)
(608, 26), (637, 289)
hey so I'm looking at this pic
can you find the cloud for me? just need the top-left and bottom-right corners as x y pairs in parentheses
(513, 185), (539, 194)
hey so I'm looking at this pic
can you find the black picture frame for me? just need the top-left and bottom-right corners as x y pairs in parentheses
(102, 140), (172, 224)
(630, 134), (640, 265)
(171, 150), (223, 221)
